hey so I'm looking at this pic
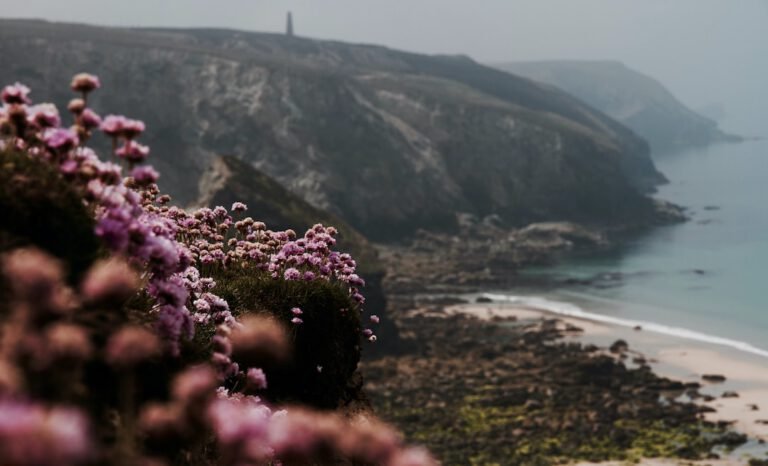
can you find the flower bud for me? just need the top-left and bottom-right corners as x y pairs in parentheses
(230, 315), (290, 368)
(80, 258), (139, 307)
(105, 326), (161, 368)
(70, 73), (100, 94)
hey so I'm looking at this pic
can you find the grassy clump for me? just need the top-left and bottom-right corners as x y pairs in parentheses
(0, 148), (102, 281)
(211, 267), (363, 409)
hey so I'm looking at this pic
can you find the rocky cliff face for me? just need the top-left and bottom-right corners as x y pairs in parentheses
(496, 60), (741, 154)
(1, 20), (665, 240)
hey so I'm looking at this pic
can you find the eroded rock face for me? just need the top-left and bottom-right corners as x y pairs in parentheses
(1, 19), (665, 241)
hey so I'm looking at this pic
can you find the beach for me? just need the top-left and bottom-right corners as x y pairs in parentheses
(447, 300), (768, 463)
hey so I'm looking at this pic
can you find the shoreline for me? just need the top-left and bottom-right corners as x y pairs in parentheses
(447, 300), (768, 446)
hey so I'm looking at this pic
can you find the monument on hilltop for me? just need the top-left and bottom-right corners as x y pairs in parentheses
(286, 12), (294, 37)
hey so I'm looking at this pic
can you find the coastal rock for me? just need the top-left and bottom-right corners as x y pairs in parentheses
(722, 391), (740, 398)
(513, 222), (607, 251)
(702, 374), (727, 383)
(609, 339), (630, 354)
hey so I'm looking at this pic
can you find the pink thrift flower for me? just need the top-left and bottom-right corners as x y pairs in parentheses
(67, 98), (86, 115)
(105, 326), (162, 368)
(246, 367), (268, 391)
(291, 317), (303, 325)
(79, 108), (102, 129)
(28, 103), (60, 128)
(230, 315), (290, 367)
(100, 114), (126, 137)
(116, 141), (150, 163)
(172, 365), (218, 405)
(0, 401), (93, 465)
(44, 323), (93, 363)
(231, 202), (247, 212)
(1, 82), (31, 104)
(80, 258), (139, 306)
(70, 73), (101, 93)
(130, 165), (160, 186)
(121, 118), (145, 139)
(291, 307), (303, 316)
(42, 128), (79, 152)
(283, 268), (301, 281)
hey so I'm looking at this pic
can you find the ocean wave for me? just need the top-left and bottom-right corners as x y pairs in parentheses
(480, 292), (768, 359)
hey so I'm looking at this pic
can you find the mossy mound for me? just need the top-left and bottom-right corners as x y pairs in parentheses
(212, 268), (363, 410)
(0, 148), (101, 281)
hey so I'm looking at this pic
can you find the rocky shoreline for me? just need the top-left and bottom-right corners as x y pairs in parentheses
(376, 201), (686, 296)
(361, 297), (765, 465)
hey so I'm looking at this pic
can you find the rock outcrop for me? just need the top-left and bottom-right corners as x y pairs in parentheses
(1, 19), (666, 240)
(496, 60), (741, 154)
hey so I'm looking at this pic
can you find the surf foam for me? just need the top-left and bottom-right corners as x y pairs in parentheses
(481, 293), (768, 359)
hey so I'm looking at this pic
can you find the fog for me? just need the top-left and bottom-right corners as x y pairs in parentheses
(2, 0), (766, 133)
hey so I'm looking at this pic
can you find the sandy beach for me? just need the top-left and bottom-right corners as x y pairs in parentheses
(446, 301), (768, 464)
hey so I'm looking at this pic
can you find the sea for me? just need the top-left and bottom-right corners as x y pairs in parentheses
(489, 137), (768, 359)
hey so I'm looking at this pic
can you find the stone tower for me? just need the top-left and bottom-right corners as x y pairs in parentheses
(286, 11), (294, 37)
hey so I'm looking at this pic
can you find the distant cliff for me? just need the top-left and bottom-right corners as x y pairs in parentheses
(496, 60), (741, 154)
(1, 20), (666, 240)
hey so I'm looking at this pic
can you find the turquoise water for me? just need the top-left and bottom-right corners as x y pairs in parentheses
(519, 139), (768, 353)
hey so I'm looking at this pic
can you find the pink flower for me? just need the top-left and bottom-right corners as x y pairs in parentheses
(131, 165), (160, 186)
(67, 98), (85, 115)
(100, 114), (127, 137)
(231, 202), (247, 212)
(0, 401), (92, 465)
(291, 317), (303, 325)
(1, 82), (31, 104)
(172, 365), (218, 405)
(116, 141), (150, 163)
(42, 128), (79, 152)
(80, 258), (139, 306)
(291, 307), (303, 316)
(283, 268), (301, 281)
(28, 103), (60, 128)
(122, 118), (145, 139)
(245, 368), (268, 391)
(70, 73), (100, 93)
(370, 315), (380, 324)
(105, 325), (162, 368)
(230, 315), (290, 367)
(79, 108), (102, 129)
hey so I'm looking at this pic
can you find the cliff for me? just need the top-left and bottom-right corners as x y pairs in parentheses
(496, 60), (741, 154)
(1, 19), (665, 240)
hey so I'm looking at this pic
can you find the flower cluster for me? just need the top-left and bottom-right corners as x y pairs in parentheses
(0, 248), (435, 465)
(0, 75), (413, 465)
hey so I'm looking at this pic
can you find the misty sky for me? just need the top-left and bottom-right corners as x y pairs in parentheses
(2, 0), (767, 133)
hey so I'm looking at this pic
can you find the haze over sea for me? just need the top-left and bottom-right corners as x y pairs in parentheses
(507, 132), (768, 356)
